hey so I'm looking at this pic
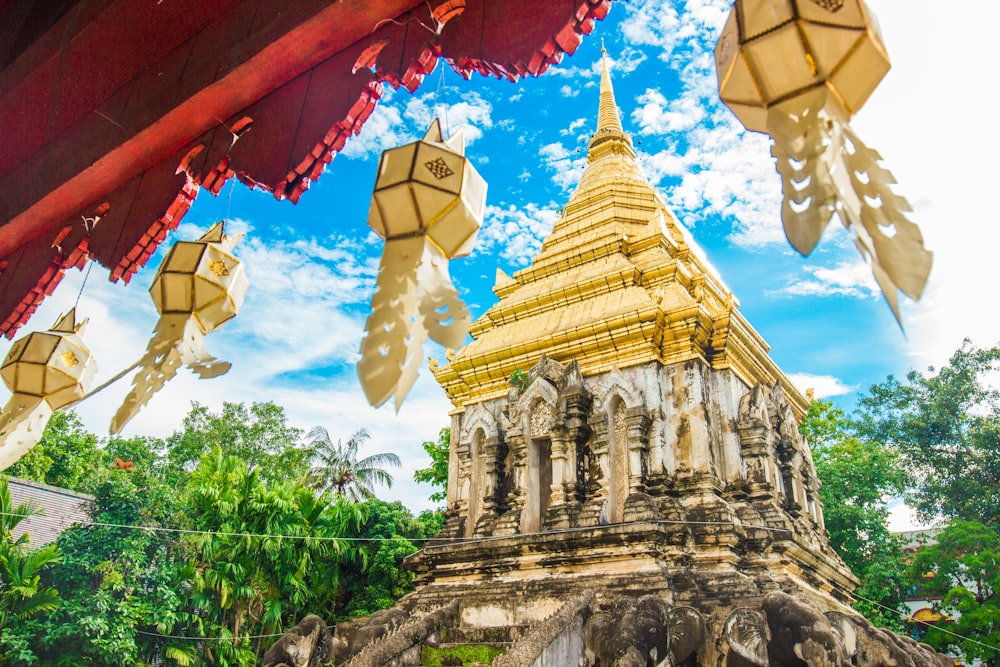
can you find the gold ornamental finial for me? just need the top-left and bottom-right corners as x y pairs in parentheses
(588, 46), (634, 160)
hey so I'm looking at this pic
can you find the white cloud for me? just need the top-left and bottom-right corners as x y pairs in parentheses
(560, 117), (588, 137)
(340, 90), (409, 159)
(619, 0), (728, 62)
(632, 88), (704, 135)
(770, 262), (880, 300)
(784, 373), (855, 400)
(614, 0), (788, 250)
(404, 91), (493, 144)
(478, 202), (560, 266)
(538, 142), (587, 191)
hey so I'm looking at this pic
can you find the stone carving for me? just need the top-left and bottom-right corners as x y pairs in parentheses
(583, 595), (671, 667)
(340, 602), (458, 667)
(494, 591), (594, 667)
(667, 606), (705, 665)
(722, 592), (953, 667)
(261, 615), (333, 667)
(332, 607), (409, 664)
(724, 608), (769, 667)
(762, 592), (842, 667)
(530, 401), (554, 436)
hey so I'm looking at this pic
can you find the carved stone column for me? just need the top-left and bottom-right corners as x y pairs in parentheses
(580, 412), (609, 525)
(545, 424), (573, 528)
(476, 435), (502, 535)
(560, 384), (591, 505)
(493, 427), (526, 536)
(625, 406), (651, 495)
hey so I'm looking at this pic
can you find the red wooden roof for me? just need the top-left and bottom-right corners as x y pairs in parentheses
(0, 0), (609, 337)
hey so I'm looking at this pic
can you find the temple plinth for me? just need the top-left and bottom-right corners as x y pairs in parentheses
(325, 53), (950, 667)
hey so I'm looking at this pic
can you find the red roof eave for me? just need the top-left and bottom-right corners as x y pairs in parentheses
(0, 0), (611, 337)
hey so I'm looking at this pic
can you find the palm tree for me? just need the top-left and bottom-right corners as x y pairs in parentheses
(304, 427), (400, 502)
(0, 476), (63, 631)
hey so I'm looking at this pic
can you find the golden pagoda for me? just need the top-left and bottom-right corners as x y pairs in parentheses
(434, 51), (804, 414)
(321, 53), (951, 667)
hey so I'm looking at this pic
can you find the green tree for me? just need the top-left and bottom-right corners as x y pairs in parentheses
(175, 448), (363, 665)
(802, 400), (909, 630)
(0, 476), (62, 665)
(909, 520), (1000, 666)
(165, 401), (310, 486)
(5, 411), (105, 493)
(858, 341), (1000, 527)
(335, 500), (444, 619)
(12, 466), (183, 667)
(414, 427), (449, 503)
(304, 427), (400, 503)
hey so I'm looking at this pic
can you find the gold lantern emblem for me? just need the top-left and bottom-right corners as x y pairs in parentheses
(359, 120), (486, 410)
(0, 309), (97, 469)
(716, 0), (931, 323)
(112, 221), (248, 433)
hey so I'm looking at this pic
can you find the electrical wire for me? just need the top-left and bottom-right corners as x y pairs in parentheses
(5, 510), (996, 653)
(2, 510), (792, 544)
(848, 590), (999, 653)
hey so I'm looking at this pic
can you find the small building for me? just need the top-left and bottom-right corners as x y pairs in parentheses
(5, 476), (92, 546)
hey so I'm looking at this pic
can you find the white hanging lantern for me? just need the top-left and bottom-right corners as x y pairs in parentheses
(715, 0), (931, 323)
(112, 221), (248, 434)
(359, 119), (486, 411)
(0, 309), (96, 469)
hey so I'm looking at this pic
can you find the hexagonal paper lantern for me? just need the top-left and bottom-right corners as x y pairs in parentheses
(368, 119), (486, 258)
(714, 0), (931, 327)
(1, 309), (96, 469)
(149, 221), (249, 334)
(359, 120), (485, 411)
(715, 0), (889, 133)
(112, 221), (247, 434)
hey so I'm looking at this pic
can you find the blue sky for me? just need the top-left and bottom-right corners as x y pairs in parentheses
(3, 0), (997, 522)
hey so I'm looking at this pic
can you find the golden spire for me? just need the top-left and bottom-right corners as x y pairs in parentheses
(587, 45), (634, 161)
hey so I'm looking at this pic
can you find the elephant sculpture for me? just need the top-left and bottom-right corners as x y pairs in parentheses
(261, 615), (333, 667)
(584, 595), (672, 667)
(724, 591), (953, 667)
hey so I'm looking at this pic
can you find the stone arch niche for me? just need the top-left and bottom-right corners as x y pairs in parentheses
(490, 355), (593, 536)
(457, 402), (501, 537)
(467, 428), (485, 537)
(588, 369), (648, 525)
(523, 399), (554, 533)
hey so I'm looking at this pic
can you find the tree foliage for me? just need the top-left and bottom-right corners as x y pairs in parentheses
(334, 500), (444, 619)
(0, 477), (62, 664)
(165, 401), (309, 486)
(304, 427), (400, 503)
(414, 428), (449, 503)
(172, 448), (364, 665)
(1, 401), (426, 666)
(803, 400), (909, 630)
(16, 468), (182, 666)
(858, 340), (1000, 527)
(5, 412), (105, 493)
(909, 520), (1000, 666)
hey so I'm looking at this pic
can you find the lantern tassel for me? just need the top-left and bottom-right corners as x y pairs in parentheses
(111, 314), (230, 434)
(769, 89), (932, 326)
(358, 238), (470, 411)
(0, 395), (52, 470)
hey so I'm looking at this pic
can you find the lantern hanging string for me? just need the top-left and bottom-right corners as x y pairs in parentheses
(434, 60), (451, 138)
(72, 261), (94, 310)
(60, 359), (144, 411)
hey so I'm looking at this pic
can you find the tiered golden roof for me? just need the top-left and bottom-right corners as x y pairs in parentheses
(433, 52), (806, 414)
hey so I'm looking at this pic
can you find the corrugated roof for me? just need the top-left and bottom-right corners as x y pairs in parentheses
(6, 476), (93, 546)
